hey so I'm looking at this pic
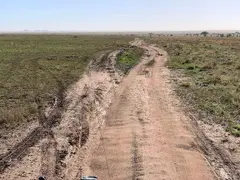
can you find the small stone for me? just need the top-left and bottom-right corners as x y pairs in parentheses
(221, 138), (228, 143)
(19, 172), (27, 177)
(219, 168), (230, 180)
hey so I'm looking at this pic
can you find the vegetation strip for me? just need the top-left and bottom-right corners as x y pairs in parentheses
(146, 36), (240, 136)
(116, 47), (144, 74)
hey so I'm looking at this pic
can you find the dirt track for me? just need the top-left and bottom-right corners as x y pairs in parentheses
(81, 40), (217, 180)
(1, 39), (238, 180)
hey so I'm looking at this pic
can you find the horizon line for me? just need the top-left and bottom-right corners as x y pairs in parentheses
(1, 30), (240, 35)
(1, 29), (240, 32)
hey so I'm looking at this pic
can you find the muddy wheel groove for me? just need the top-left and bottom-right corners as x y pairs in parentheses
(0, 88), (63, 174)
(0, 127), (44, 173)
(131, 131), (144, 180)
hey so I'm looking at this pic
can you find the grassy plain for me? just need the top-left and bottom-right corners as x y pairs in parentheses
(146, 36), (240, 136)
(0, 34), (133, 129)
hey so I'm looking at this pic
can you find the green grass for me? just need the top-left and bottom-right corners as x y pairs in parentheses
(0, 34), (133, 129)
(145, 36), (240, 136)
(231, 124), (240, 137)
(116, 47), (144, 73)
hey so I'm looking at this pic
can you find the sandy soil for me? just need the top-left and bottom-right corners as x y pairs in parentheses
(81, 40), (217, 180)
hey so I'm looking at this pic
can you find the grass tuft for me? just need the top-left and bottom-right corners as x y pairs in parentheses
(180, 82), (191, 88)
(230, 125), (240, 137)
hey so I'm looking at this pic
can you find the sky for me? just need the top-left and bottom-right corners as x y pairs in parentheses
(1, 0), (240, 32)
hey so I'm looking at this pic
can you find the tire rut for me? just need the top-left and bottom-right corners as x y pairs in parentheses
(0, 84), (64, 176)
(131, 131), (144, 180)
(0, 127), (44, 173)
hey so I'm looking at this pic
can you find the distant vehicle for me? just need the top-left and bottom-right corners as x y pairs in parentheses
(81, 176), (98, 180)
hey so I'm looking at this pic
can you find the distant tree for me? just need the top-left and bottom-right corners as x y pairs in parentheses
(201, 31), (209, 36)
(226, 34), (232, 37)
(220, 34), (224, 37)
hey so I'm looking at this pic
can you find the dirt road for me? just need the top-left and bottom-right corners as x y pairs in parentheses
(82, 40), (217, 180)
(2, 40), (236, 180)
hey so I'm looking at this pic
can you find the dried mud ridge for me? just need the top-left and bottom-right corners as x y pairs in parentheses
(1, 39), (239, 180)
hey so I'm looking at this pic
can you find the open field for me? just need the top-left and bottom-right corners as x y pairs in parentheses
(0, 35), (134, 130)
(0, 36), (239, 180)
(145, 36), (240, 136)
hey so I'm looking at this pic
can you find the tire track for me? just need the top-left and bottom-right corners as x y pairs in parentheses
(0, 87), (63, 174)
(131, 131), (144, 180)
(0, 127), (44, 173)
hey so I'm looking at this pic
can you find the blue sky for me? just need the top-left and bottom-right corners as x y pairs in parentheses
(1, 0), (240, 31)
